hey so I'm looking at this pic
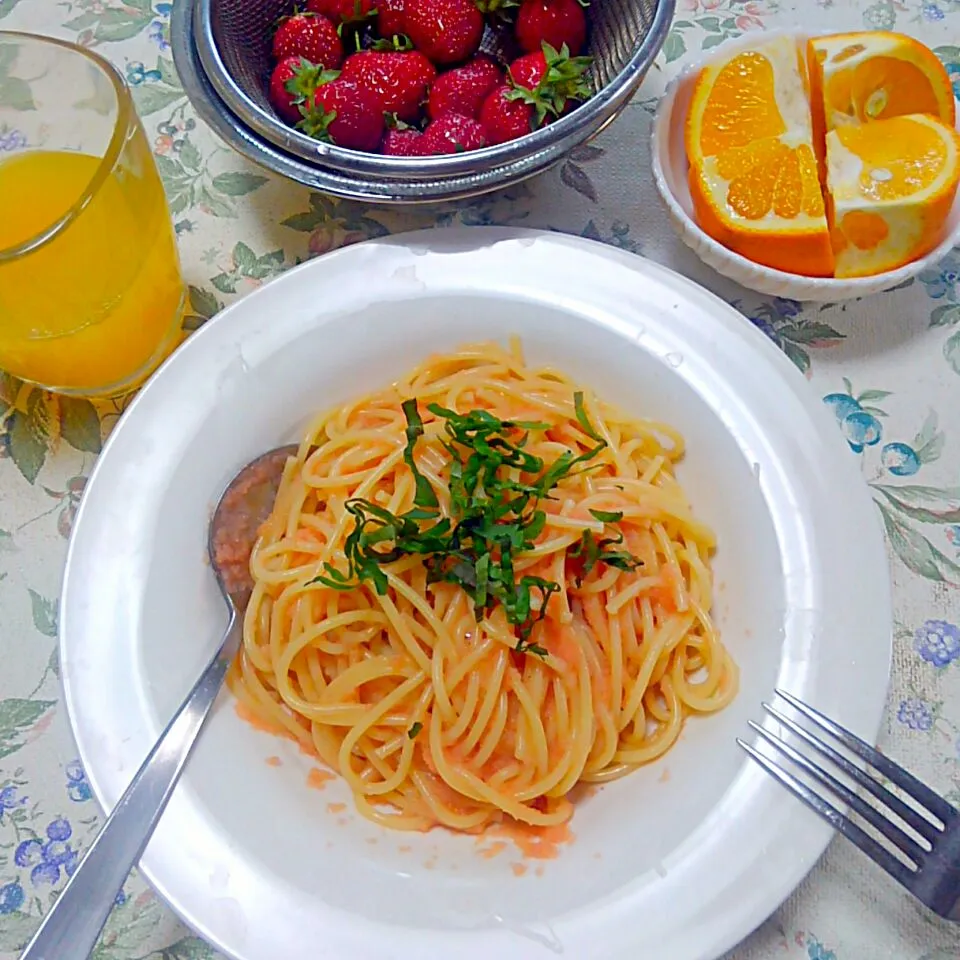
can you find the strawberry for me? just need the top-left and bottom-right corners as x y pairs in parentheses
(478, 84), (535, 144)
(268, 56), (334, 125)
(272, 13), (344, 68)
(340, 50), (436, 122)
(377, 0), (407, 36)
(404, 0), (484, 65)
(420, 111), (487, 153)
(382, 126), (425, 154)
(507, 43), (591, 117)
(298, 79), (385, 150)
(427, 55), (503, 120)
(507, 49), (548, 90)
(515, 0), (587, 56)
(305, 0), (377, 24)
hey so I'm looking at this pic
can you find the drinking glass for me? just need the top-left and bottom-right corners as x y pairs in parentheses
(0, 31), (185, 396)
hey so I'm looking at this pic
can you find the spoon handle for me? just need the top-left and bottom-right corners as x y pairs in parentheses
(20, 614), (241, 960)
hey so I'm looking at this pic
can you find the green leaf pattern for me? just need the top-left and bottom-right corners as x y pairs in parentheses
(3, 0), (960, 957)
(0, 699), (55, 761)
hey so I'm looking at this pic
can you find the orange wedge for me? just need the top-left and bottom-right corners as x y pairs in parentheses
(686, 35), (834, 276)
(809, 32), (956, 133)
(826, 113), (960, 278)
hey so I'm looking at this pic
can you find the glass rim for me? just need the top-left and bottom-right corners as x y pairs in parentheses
(0, 30), (135, 263)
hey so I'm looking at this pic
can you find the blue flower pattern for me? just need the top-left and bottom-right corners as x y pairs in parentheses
(898, 698), (935, 731)
(0, 880), (25, 915)
(13, 818), (78, 887)
(948, 525), (960, 556)
(807, 940), (837, 960)
(915, 620), (960, 667)
(922, 2), (945, 20)
(947, 60), (960, 102)
(147, 20), (168, 49)
(918, 251), (960, 302)
(65, 760), (93, 803)
(822, 392), (883, 453)
(745, 297), (806, 340)
(125, 60), (162, 86)
(148, 2), (172, 50)
(772, 297), (803, 319)
(0, 785), (26, 822)
(880, 442), (920, 476)
(0, 129), (27, 152)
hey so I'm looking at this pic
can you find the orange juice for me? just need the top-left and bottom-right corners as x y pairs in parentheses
(0, 143), (184, 393)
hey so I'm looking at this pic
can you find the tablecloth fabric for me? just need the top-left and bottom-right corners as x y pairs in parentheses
(2, 0), (960, 957)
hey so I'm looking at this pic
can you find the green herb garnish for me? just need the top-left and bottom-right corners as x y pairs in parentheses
(515, 639), (549, 658)
(310, 398), (641, 653)
(570, 512), (644, 586)
(401, 398), (439, 509)
(574, 390), (604, 442)
(407, 722), (423, 739)
(589, 509), (623, 523)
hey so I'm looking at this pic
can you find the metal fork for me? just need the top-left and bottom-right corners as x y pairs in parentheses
(739, 688), (960, 921)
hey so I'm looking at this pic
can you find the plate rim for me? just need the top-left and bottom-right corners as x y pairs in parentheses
(59, 227), (892, 960)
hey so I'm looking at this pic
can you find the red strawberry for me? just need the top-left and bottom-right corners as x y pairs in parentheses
(508, 43), (592, 116)
(420, 111), (487, 153)
(508, 50), (548, 90)
(305, 0), (377, 23)
(268, 56), (333, 125)
(404, 0), (484, 65)
(383, 126), (425, 154)
(298, 79), (385, 150)
(478, 84), (535, 144)
(427, 55), (503, 120)
(340, 50), (436, 122)
(515, 0), (587, 56)
(377, 0), (407, 36)
(272, 13), (344, 68)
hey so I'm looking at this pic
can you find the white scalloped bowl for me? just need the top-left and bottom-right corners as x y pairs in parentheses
(651, 29), (960, 303)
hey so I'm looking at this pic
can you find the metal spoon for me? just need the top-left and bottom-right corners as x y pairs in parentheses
(21, 444), (299, 960)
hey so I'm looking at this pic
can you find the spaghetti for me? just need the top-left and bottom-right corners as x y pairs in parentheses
(228, 339), (738, 832)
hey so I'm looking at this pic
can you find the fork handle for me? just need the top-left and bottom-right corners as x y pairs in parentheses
(19, 616), (239, 960)
(921, 826), (960, 922)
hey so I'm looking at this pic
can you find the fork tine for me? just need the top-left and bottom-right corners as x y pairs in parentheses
(762, 702), (941, 845)
(748, 721), (928, 864)
(738, 738), (917, 887)
(775, 689), (958, 826)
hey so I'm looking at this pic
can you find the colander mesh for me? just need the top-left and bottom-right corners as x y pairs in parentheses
(210, 0), (659, 123)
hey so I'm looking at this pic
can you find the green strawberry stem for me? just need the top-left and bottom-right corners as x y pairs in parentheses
(274, 6), (311, 30)
(505, 42), (593, 124)
(297, 104), (339, 141)
(342, 0), (378, 23)
(385, 113), (416, 130)
(285, 61), (340, 107)
(476, 0), (520, 22)
(369, 34), (415, 51)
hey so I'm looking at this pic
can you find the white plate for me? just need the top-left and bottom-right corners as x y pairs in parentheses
(60, 228), (892, 960)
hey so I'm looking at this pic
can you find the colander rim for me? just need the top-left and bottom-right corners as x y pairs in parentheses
(171, 0), (589, 202)
(193, 0), (674, 179)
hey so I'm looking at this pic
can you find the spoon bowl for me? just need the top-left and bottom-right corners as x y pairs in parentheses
(209, 444), (298, 615)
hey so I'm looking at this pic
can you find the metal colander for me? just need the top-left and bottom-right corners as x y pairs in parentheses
(173, 0), (674, 202)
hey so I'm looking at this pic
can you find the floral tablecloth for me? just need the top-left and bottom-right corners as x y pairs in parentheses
(2, 0), (960, 956)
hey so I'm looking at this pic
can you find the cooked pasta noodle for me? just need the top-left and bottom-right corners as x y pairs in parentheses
(228, 339), (738, 832)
